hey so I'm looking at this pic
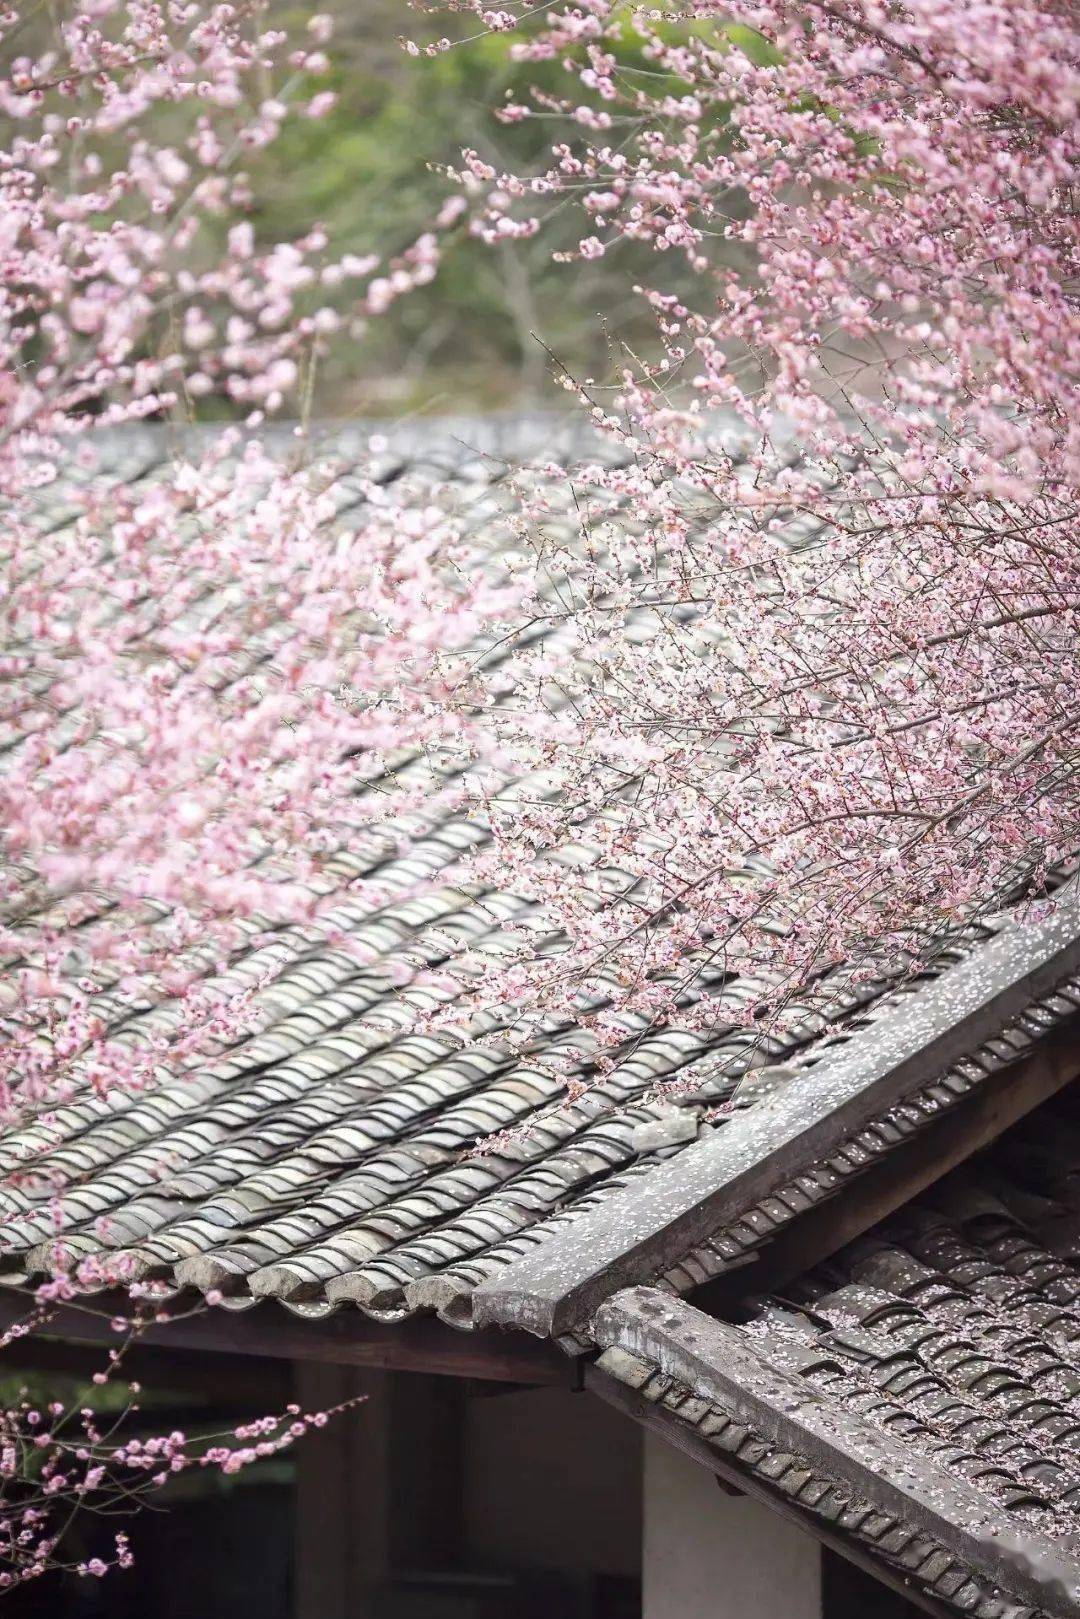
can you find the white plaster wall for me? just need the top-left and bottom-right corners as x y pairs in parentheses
(644, 1432), (822, 1619)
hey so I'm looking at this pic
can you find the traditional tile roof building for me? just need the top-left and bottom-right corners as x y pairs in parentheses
(4, 427), (1079, 1619)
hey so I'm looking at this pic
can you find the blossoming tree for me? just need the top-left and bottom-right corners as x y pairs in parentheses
(1, 0), (1077, 1589)
(441, 0), (1079, 1055)
(0, 0), (500, 1583)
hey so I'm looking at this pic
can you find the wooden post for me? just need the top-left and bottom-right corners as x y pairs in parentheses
(387, 1374), (465, 1574)
(292, 1366), (467, 1618)
(293, 1364), (393, 1619)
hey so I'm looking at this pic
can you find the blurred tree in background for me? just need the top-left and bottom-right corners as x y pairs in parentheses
(0, 1), (703, 418)
(260, 2), (687, 415)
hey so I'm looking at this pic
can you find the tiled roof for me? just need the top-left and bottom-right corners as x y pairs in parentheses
(472, 894), (1080, 1339)
(593, 1085), (1080, 1619)
(2, 427), (1078, 1339)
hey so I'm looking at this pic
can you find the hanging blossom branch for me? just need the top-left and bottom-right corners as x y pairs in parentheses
(426, 0), (1080, 1051)
(0, 1280), (361, 1588)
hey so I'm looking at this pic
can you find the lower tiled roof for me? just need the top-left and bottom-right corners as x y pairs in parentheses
(593, 1083), (1080, 1619)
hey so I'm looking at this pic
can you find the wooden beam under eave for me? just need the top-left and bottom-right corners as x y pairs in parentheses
(0, 1330), (293, 1404)
(0, 1287), (579, 1386)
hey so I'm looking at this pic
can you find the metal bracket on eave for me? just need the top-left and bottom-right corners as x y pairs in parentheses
(593, 1288), (1080, 1619)
(472, 884), (1080, 1339)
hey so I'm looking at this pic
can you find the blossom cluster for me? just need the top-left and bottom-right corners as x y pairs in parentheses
(0, 1289), (354, 1587)
(1, 1), (513, 1131)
